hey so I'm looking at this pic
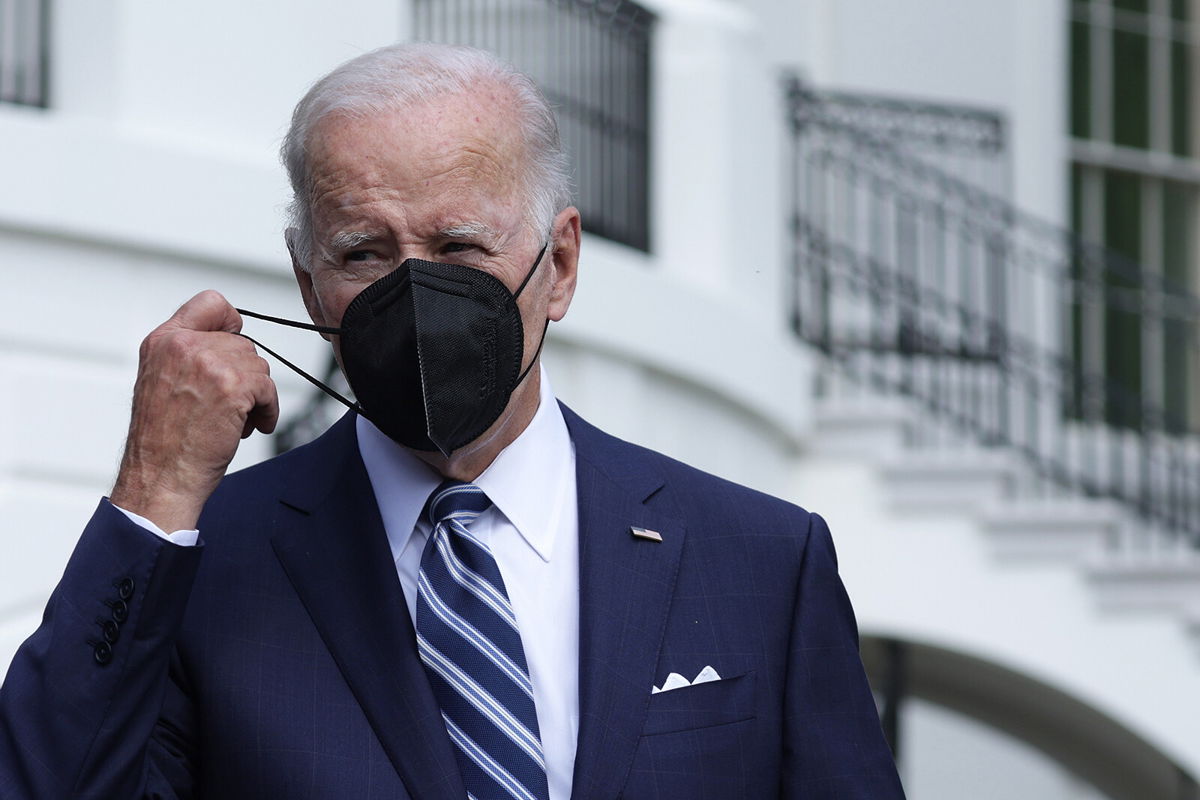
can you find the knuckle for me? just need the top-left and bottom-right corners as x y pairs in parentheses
(214, 369), (241, 399)
(194, 349), (232, 385)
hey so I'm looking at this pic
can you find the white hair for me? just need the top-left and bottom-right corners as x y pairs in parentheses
(282, 42), (573, 271)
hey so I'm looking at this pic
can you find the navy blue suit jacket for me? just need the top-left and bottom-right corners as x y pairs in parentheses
(0, 405), (904, 798)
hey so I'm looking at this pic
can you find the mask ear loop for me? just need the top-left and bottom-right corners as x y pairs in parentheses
(234, 308), (361, 413)
(515, 319), (550, 386)
(237, 307), (340, 335)
(512, 242), (549, 300)
(510, 241), (552, 387)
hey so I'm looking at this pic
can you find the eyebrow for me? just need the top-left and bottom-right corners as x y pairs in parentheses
(438, 222), (496, 239)
(327, 230), (382, 251)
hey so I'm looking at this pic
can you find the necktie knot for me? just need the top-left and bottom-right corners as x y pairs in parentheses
(427, 480), (492, 528)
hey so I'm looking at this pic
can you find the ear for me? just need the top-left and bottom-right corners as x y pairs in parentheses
(287, 228), (332, 341)
(546, 206), (581, 322)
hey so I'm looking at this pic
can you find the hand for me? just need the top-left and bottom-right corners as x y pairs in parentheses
(110, 290), (279, 532)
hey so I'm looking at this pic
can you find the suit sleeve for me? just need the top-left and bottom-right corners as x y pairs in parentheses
(0, 499), (203, 799)
(781, 512), (906, 798)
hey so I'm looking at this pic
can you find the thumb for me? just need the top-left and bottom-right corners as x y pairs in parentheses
(167, 290), (243, 334)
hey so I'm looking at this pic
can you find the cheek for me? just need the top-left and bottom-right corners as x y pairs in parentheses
(518, 283), (551, 346)
(311, 279), (361, 329)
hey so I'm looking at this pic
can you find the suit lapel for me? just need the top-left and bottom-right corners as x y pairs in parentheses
(269, 414), (464, 800)
(564, 408), (687, 799)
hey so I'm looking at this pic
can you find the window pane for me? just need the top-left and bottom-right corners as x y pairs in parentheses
(1172, 0), (1188, 22)
(1112, 30), (1150, 149)
(1114, 0), (1149, 12)
(1104, 170), (1143, 427)
(1071, 20), (1092, 139)
(1163, 181), (1192, 287)
(1172, 39), (1191, 157)
(1162, 181), (1193, 430)
(1070, 163), (1087, 419)
(1104, 170), (1142, 262)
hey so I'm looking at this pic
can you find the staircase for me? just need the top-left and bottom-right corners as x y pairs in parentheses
(810, 388), (1200, 650)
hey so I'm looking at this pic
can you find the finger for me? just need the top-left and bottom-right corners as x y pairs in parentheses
(166, 290), (243, 335)
(244, 372), (280, 436)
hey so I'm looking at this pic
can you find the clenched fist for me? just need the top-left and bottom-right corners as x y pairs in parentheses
(109, 290), (279, 533)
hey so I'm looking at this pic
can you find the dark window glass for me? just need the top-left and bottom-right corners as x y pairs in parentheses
(1112, 29), (1150, 149)
(1071, 20), (1092, 139)
(1103, 170), (1143, 427)
(1162, 181), (1193, 430)
(1172, 39), (1191, 157)
(1069, 163), (1087, 419)
(1113, 0), (1149, 12)
(1171, 0), (1188, 22)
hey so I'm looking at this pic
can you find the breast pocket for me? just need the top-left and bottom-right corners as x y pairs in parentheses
(640, 670), (756, 736)
(624, 672), (764, 799)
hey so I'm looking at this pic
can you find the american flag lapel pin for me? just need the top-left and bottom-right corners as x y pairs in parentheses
(630, 526), (663, 543)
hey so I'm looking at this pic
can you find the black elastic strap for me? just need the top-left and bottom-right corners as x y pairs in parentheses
(512, 242), (550, 300)
(233, 331), (359, 413)
(236, 307), (341, 336)
(515, 318), (551, 387)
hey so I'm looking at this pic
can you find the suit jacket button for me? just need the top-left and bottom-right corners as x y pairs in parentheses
(101, 620), (120, 644)
(108, 599), (129, 623)
(115, 578), (135, 600)
(93, 642), (113, 666)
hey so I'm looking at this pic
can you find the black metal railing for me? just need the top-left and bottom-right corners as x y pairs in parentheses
(787, 77), (1200, 548)
(414, 0), (655, 251)
(0, 0), (50, 108)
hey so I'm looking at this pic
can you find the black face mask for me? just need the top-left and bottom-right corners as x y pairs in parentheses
(237, 243), (548, 456)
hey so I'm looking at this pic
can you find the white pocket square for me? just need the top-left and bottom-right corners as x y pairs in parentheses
(652, 665), (721, 694)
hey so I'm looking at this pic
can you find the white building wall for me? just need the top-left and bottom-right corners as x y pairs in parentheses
(1, 0), (1196, 795)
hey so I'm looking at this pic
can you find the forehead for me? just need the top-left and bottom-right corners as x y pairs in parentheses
(305, 85), (529, 232)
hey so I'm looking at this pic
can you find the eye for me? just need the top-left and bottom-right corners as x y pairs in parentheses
(346, 250), (378, 262)
(441, 241), (477, 254)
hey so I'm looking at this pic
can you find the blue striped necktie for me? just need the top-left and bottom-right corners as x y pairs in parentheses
(416, 480), (549, 800)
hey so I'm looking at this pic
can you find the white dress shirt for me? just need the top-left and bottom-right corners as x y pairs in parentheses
(356, 367), (579, 800)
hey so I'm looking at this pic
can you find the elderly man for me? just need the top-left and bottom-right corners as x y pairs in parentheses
(0, 44), (903, 799)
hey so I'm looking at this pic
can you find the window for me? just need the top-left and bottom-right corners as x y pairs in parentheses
(0, 0), (49, 108)
(1069, 0), (1200, 432)
(413, 0), (655, 252)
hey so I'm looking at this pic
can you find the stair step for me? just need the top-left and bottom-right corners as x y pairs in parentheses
(879, 450), (1017, 513)
(811, 398), (914, 459)
(1084, 556), (1200, 616)
(979, 499), (1123, 563)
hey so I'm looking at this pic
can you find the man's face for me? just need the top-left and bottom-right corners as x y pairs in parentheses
(291, 83), (579, 464)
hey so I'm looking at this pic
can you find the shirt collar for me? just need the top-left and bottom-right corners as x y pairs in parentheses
(474, 367), (572, 563)
(356, 365), (571, 565)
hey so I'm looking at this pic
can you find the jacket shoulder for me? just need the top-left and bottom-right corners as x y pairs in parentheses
(561, 403), (818, 531)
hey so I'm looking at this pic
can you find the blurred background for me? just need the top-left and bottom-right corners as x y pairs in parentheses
(2, 0), (1198, 796)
